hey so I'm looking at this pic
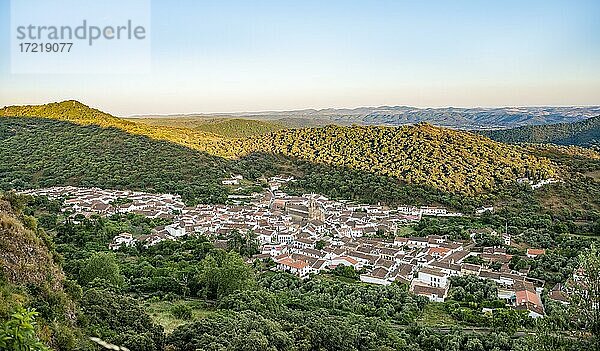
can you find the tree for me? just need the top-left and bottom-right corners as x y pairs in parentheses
(315, 240), (326, 250)
(197, 251), (255, 300)
(81, 288), (164, 351)
(331, 265), (359, 280)
(227, 230), (259, 258)
(474, 232), (502, 247)
(570, 244), (600, 345)
(463, 255), (485, 265)
(170, 304), (193, 320)
(79, 252), (125, 288)
(0, 308), (50, 351)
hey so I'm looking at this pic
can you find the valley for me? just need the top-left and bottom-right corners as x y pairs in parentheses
(0, 101), (599, 351)
(2, 2), (598, 350)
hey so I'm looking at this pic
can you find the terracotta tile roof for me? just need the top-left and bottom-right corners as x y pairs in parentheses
(338, 256), (358, 265)
(278, 257), (308, 270)
(419, 267), (446, 277)
(412, 284), (447, 297)
(548, 284), (569, 303)
(527, 248), (546, 256)
(367, 267), (389, 279)
(427, 247), (451, 256)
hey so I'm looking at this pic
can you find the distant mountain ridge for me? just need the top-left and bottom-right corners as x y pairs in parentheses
(481, 115), (600, 149)
(131, 106), (600, 129)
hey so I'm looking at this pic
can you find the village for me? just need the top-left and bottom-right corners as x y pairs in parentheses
(19, 175), (563, 320)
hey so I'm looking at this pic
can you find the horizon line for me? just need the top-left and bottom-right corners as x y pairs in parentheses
(2, 99), (600, 118)
(123, 103), (600, 118)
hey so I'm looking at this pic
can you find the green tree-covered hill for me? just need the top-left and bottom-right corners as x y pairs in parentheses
(480, 115), (600, 149)
(0, 100), (225, 152)
(128, 117), (287, 138)
(238, 124), (555, 194)
(1, 101), (556, 195)
(0, 118), (231, 205)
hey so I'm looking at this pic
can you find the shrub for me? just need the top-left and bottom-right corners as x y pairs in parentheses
(170, 304), (192, 320)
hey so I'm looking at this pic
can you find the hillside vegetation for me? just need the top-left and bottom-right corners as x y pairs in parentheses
(0, 194), (82, 349)
(129, 117), (287, 137)
(194, 118), (287, 137)
(0, 118), (232, 205)
(0, 193), (168, 350)
(481, 115), (600, 149)
(0, 117), (476, 209)
(238, 124), (555, 194)
(1, 101), (556, 195)
(0, 198), (63, 291)
(0, 100), (224, 151)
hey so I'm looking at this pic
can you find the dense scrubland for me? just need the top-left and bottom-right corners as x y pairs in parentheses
(1, 101), (556, 196)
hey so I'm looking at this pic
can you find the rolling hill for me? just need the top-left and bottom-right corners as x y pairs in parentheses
(1, 101), (557, 197)
(0, 100), (226, 153)
(480, 115), (600, 149)
(0, 118), (233, 205)
(238, 124), (555, 194)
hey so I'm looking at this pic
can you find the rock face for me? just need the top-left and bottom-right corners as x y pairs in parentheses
(0, 201), (64, 291)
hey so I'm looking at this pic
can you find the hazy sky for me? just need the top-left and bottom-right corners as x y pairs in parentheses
(0, 0), (599, 116)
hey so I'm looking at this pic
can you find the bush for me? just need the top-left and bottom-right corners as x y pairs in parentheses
(170, 304), (193, 320)
(0, 307), (50, 351)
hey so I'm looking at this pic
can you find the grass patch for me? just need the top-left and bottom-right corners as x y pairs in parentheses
(417, 302), (457, 327)
(144, 299), (215, 334)
(396, 225), (416, 237)
(584, 170), (600, 181)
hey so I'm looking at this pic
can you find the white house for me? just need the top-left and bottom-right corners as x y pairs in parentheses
(276, 256), (310, 278)
(416, 267), (449, 288)
(407, 237), (428, 248)
(475, 206), (494, 214)
(420, 207), (447, 216)
(328, 256), (361, 269)
(359, 267), (392, 285)
(411, 283), (449, 302)
(109, 232), (135, 250)
(276, 232), (295, 244)
(165, 222), (186, 238)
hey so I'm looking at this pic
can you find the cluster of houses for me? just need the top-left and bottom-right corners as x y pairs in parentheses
(19, 186), (185, 219)
(20, 178), (556, 318)
(263, 232), (549, 318)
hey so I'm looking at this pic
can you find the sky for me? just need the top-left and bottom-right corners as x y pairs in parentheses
(0, 0), (599, 116)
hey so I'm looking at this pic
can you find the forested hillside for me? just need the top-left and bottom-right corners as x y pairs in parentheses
(0, 101), (556, 196)
(128, 117), (287, 138)
(0, 100), (224, 152)
(239, 124), (555, 194)
(0, 118), (232, 205)
(0, 194), (84, 349)
(481, 115), (600, 149)
(1, 193), (168, 350)
(0, 117), (482, 210)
